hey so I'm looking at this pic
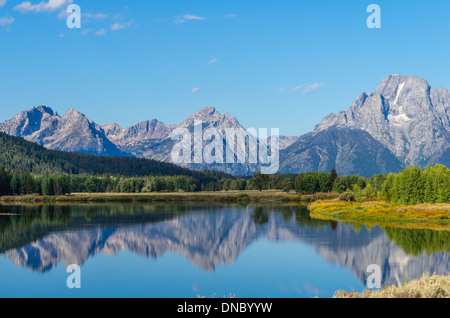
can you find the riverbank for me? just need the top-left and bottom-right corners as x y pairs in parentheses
(310, 200), (450, 230)
(0, 191), (339, 204)
(334, 274), (450, 298)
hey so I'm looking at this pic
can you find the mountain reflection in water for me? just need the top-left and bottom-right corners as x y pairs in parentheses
(0, 203), (448, 292)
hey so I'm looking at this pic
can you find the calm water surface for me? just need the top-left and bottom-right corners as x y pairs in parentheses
(0, 203), (448, 298)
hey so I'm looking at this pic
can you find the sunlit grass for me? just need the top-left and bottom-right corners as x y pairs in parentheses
(309, 200), (450, 231)
(334, 274), (450, 298)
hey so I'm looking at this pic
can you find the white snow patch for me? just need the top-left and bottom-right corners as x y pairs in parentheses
(393, 82), (405, 105)
(388, 112), (412, 126)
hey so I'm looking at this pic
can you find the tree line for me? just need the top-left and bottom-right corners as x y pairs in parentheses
(0, 168), (237, 195)
(246, 165), (450, 205)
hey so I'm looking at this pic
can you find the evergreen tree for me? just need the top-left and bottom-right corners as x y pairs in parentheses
(0, 167), (10, 195)
(330, 168), (338, 189)
(25, 173), (35, 194)
(41, 175), (54, 196)
(10, 173), (20, 195)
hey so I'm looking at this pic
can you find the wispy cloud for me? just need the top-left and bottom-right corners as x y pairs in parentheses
(0, 0), (7, 9)
(192, 87), (200, 93)
(56, 9), (70, 19)
(14, 0), (73, 13)
(207, 58), (218, 65)
(225, 14), (237, 19)
(280, 82), (327, 94)
(110, 20), (134, 31)
(302, 82), (326, 94)
(291, 84), (303, 92)
(0, 15), (14, 26)
(174, 14), (205, 24)
(84, 12), (107, 20)
(94, 28), (106, 36)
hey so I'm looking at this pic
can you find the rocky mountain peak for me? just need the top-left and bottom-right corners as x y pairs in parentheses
(34, 105), (57, 116)
(0, 105), (59, 137)
(102, 123), (123, 136)
(183, 106), (219, 123)
(0, 106), (126, 156)
(376, 75), (431, 106)
(376, 74), (409, 97)
(314, 74), (450, 167)
(62, 108), (87, 120)
(181, 106), (242, 131)
(198, 106), (217, 115)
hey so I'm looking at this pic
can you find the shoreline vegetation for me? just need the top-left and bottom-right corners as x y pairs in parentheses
(0, 190), (337, 204)
(1, 191), (450, 230)
(309, 200), (450, 231)
(334, 274), (450, 298)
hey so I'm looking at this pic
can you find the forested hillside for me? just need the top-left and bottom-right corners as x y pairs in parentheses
(0, 132), (230, 182)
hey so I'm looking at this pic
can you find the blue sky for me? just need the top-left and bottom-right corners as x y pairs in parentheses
(1, 0), (449, 136)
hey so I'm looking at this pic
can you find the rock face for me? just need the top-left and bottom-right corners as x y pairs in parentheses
(2, 75), (450, 176)
(0, 106), (127, 156)
(314, 75), (450, 167)
(280, 127), (404, 177)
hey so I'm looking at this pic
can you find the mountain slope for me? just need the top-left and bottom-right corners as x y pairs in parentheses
(0, 132), (226, 181)
(280, 127), (404, 177)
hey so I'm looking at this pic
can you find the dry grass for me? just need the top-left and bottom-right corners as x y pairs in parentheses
(0, 190), (303, 204)
(334, 274), (450, 298)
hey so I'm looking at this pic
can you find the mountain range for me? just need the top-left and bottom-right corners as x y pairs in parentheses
(1, 74), (449, 177)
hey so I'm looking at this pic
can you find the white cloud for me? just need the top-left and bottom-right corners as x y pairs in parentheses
(110, 20), (133, 31)
(192, 87), (200, 93)
(56, 9), (69, 19)
(14, 0), (73, 13)
(0, 15), (14, 26)
(0, 0), (7, 9)
(94, 28), (106, 36)
(302, 83), (326, 94)
(225, 14), (237, 18)
(184, 14), (205, 20)
(207, 58), (218, 65)
(84, 12), (107, 20)
(175, 14), (205, 24)
(280, 82), (327, 94)
(291, 84), (303, 92)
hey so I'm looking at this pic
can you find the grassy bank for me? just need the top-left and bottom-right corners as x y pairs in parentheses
(334, 274), (450, 298)
(310, 200), (450, 230)
(0, 191), (339, 204)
